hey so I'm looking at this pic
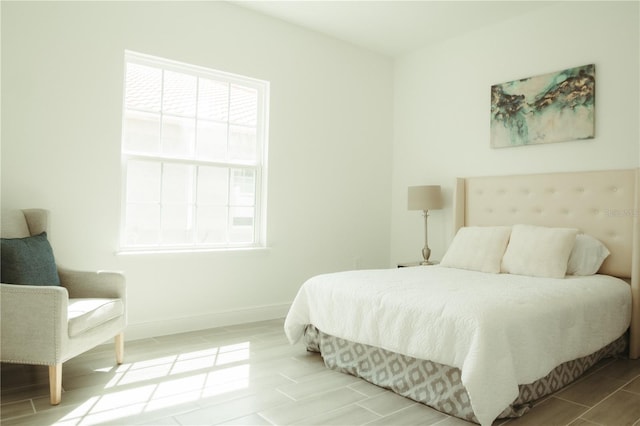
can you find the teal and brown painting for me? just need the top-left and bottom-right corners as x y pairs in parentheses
(490, 64), (595, 148)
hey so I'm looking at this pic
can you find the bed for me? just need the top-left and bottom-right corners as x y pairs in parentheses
(284, 168), (640, 426)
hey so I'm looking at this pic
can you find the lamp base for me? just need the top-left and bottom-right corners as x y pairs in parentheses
(421, 246), (432, 265)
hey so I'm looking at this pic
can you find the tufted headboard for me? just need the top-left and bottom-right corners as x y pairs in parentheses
(453, 168), (640, 358)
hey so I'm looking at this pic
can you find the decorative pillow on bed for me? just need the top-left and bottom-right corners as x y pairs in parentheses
(501, 224), (578, 278)
(440, 226), (511, 273)
(566, 234), (610, 276)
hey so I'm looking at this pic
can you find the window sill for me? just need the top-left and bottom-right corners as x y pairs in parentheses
(116, 246), (271, 256)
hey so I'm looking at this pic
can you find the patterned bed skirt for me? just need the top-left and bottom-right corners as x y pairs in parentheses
(304, 325), (627, 424)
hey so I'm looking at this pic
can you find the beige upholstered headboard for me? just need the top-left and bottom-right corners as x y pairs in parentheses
(453, 168), (640, 358)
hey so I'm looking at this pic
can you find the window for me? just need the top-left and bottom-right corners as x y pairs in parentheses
(120, 51), (269, 252)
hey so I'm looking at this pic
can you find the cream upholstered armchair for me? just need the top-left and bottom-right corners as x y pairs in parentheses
(0, 209), (126, 405)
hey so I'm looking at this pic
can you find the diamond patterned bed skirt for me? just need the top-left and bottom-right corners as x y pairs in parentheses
(304, 325), (627, 424)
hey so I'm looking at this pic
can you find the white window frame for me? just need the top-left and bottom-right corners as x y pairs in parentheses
(119, 51), (269, 253)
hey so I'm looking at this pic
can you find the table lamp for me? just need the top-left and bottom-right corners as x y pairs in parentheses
(408, 185), (443, 265)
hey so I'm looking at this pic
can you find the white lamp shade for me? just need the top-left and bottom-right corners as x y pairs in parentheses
(408, 185), (443, 210)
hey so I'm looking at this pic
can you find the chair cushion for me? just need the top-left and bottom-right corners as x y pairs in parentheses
(0, 232), (61, 286)
(68, 298), (125, 337)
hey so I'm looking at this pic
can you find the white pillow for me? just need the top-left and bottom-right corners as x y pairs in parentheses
(567, 234), (610, 275)
(501, 224), (578, 278)
(441, 226), (512, 274)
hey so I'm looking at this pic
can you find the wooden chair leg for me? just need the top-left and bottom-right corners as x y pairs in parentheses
(115, 332), (124, 364)
(49, 364), (62, 405)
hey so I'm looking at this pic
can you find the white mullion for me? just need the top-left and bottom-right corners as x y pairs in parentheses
(120, 56), (130, 249)
(121, 155), (131, 249)
(126, 105), (162, 116)
(191, 77), (201, 245)
(225, 81), (232, 162)
(157, 161), (165, 246)
(158, 68), (166, 246)
(253, 167), (262, 244)
(254, 87), (266, 246)
(157, 110), (197, 120)
(224, 122), (254, 131)
(227, 167), (233, 244)
(159, 68), (165, 156)
(124, 152), (255, 170)
(225, 81), (233, 245)
(192, 76), (200, 158)
(191, 165), (199, 245)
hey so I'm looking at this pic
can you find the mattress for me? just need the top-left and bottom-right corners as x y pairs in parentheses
(284, 266), (632, 425)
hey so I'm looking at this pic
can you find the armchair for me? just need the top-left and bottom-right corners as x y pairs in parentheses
(1, 209), (126, 405)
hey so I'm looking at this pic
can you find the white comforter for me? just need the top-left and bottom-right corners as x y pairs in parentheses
(284, 266), (631, 426)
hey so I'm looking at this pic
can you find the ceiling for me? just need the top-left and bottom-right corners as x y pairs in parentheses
(231, 1), (553, 58)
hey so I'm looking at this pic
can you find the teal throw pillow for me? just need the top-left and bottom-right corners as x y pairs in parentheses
(1, 232), (60, 286)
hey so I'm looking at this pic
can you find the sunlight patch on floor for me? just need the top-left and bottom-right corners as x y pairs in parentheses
(57, 342), (251, 425)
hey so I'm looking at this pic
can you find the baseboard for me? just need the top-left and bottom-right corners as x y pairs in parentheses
(123, 303), (290, 341)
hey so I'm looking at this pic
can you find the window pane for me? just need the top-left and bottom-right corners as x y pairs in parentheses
(230, 169), (255, 206)
(161, 204), (193, 245)
(228, 126), (256, 162)
(198, 78), (229, 121)
(197, 166), (228, 205)
(163, 71), (197, 116)
(125, 63), (161, 112)
(161, 163), (194, 245)
(161, 116), (195, 158)
(162, 163), (194, 205)
(196, 121), (227, 161)
(196, 205), (228, 244)
(228, 206), (254, 243)
(126, 160), (161, 203)
(229, 84), (257, 126)
(124, 111), (161, 154)
(125, 203), (160, 246)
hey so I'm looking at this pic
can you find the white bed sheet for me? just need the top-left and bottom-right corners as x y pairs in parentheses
(284, 266), (631, 426)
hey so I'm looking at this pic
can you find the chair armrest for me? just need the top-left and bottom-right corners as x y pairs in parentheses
(0, 283), (69, 364)
(57, 267), (126, 299)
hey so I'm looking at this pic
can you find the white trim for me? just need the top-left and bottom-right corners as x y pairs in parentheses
(126, 50), (268, 90)
(123, 303), (290, 341)
(119, 50), (270, 252)
(115, 246), (271, 256)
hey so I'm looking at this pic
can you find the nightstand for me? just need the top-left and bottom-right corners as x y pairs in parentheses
(397, 261), (439, 268)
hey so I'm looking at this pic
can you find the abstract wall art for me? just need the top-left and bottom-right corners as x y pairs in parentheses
(490, 64), (595, 148)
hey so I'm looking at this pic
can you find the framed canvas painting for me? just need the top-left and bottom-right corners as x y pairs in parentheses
(490, 64), (595, 148)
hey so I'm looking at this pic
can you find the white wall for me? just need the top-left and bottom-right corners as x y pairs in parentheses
(391, 1), (640, 265)
(4, 1), (637, 340)
(1, 2), (394, 339)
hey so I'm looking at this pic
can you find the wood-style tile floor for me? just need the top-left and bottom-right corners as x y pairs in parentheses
(2, 319), (640, 426)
